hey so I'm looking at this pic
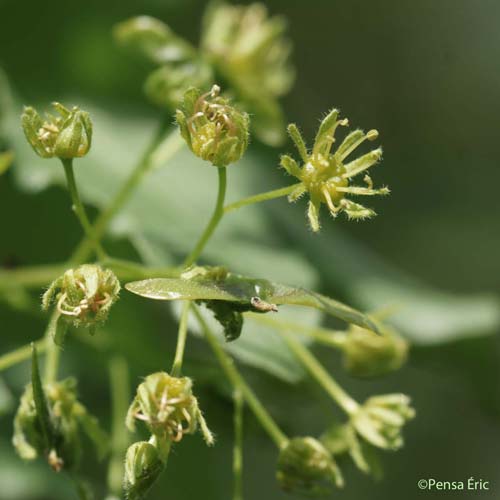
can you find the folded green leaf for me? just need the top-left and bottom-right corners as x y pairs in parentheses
(125, 273), (380, 333)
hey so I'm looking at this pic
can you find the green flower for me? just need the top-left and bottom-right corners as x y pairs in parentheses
(201, 1), (294, 145)
(342, 324), (408, 378)
(126, 372), (213, 446)
(176, 85), (250, 167)
(21, 103), (92, 159)
(277, 437), (343, 497)
(13, 377), (107, 471)
(351, 394), (415, 450)
(42, 265), (120, 341)
(281, 110), (389, 231)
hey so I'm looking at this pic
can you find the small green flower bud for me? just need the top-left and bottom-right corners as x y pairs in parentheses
(124, 441), (165, 500)
(42, 265), (120, 340)
(126, 372), (214, 446)
(281, 110), (390, 231)
(342, 324), (408, 378)
(277, 437), (343, 497)
(21, 103), (92, 159)
(176, 85), (250, 167)
(351, 393), (415, 450)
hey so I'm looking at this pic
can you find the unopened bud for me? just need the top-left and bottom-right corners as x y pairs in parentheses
(176, 85), (249, 167)
(277, 437), (343, 496)
(22, 103), (92, 159)
(124, 441), (165, 500)
(342, 325), (408, 378)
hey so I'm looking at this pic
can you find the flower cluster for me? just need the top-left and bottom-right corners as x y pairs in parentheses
(281, 110), (389, 231)
(114, 1), (294, 145)
(42, 265), (120, 340)
(176, 85), (250, 167)
(21, 102), (92, 159)
(202, 1), (294, 145)
(13, 376), (107, 472)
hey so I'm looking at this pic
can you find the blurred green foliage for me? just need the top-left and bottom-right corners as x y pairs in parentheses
(1, 0), (499, 499)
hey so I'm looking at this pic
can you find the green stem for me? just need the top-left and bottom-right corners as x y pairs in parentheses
(278, 329), (359, 415)
(170, 301), (191, 377)
(61, 158), (107, 261)
(233, 389), (244, 500)
(223, 183), (301, 214)
(44, 311), (61, 384)
(193, 305), (288, 448)
(107, 355), (131, 497)
(245, 313), (347, 349)
(0, 339), (46, 372)
(183, 167), (227, 267)
(70, 128), (184, 264)
(0, 259), (181, 292)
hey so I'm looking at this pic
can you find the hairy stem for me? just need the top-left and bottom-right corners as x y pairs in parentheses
(233, 389), (244, 500)
(170, 301), (191, 377)
(224, 183), (301, 214)
(44, 311), (61, 384)
(184, 167), (227, 267)
(107, 355), (131, 497)
(194, 305), (288, 448)
(70, 128), (184, 264)
(62, 159), (107, 261)
(278, 330), (359, 415)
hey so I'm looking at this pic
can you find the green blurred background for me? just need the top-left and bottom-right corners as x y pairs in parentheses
(0, 0), (499, 499)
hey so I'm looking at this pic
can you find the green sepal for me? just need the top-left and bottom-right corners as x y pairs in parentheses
(47, 312), (68, 347)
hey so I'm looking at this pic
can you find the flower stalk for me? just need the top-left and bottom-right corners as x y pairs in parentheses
(61, 159), (107, 261)
(193, 305), (288, 449)
(278, 329), (359, 415)
(183, 167), (227, 266)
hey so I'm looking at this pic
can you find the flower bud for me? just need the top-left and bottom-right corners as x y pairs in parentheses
(124, 441), (165, 500)
(21, 103), (92, 159)
(176, 85), (249, 167)
(42, 265), (120, 339)
(351, 394), (415, 450)
(126, 372), (214, 446)
(342, 324), (408, 378)
(277, 437), (343, 497)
